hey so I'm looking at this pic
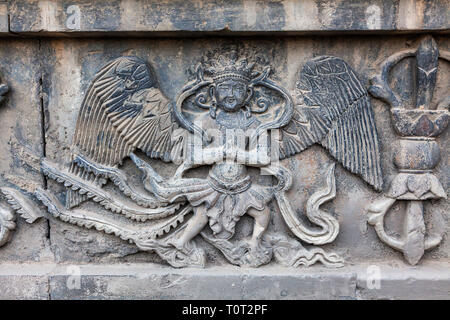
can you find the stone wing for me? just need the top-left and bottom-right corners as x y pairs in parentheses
(68, 56), (179, 208)
(279, 56), (383, 191)
(72, 56), (177, 166)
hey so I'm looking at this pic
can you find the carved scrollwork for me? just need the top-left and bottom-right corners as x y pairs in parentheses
(268, 233), (344, 268)
(251, 97), (270, 114)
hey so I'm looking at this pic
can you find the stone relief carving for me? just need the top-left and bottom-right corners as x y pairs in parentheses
(0, 49), (385, 268)
(0, 204), (15, 247)
(0, 78), (10, 247)
(368, 36), (449, 265)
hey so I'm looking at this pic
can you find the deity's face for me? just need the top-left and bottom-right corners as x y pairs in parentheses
(213, 79), (249, 112)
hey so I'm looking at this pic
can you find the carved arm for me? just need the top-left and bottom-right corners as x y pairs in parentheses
(173, 145), (225, 179)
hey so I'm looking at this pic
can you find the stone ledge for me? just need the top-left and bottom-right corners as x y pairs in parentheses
(2, 0), (449, 37)
(0, 262), (449, 299)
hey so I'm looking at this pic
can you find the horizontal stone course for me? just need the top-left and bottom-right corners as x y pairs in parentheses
(0, 262), (449, 299)
(0, 0), (448, 36)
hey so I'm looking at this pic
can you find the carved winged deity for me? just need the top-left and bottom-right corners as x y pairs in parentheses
(34, 52), (382, 268)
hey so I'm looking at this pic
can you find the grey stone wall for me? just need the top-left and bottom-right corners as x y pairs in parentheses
(0, 0), (448, 299)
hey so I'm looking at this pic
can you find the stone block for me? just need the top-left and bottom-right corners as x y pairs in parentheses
(7, 0), (450, 35)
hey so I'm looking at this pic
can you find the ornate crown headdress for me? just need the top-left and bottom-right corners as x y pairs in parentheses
(202, 51), (256, 83)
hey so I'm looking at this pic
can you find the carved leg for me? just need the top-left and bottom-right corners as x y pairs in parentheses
(170, 204), (208, 251)
(198, 205), (272, 267)
(247, 206), (270, 250)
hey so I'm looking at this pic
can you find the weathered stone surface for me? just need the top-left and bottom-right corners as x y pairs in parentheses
(0, 0), (448, 300)
(0, 3), (8, 35)
(0, 275), (49, 299)
(7, 0), (450, 35)
(0, 40), (53, 263)
(0, 262), (449, 299)
(356, 262), (450, 300)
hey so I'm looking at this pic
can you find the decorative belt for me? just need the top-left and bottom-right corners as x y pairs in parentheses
(208, 172), (251, 195)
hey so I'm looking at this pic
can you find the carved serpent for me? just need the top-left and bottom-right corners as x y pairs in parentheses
(272, 163), (339, 245)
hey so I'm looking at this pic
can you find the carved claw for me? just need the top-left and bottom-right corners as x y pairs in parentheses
(167, 246), (206, 268)
(242, 238), (273, 267)
(200, 231), (272, 267)
(136, 232), (206, 268)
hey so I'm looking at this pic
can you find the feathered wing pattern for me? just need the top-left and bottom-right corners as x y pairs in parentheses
(67, 56), (178, 208)
(279, 56), (383, 191)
